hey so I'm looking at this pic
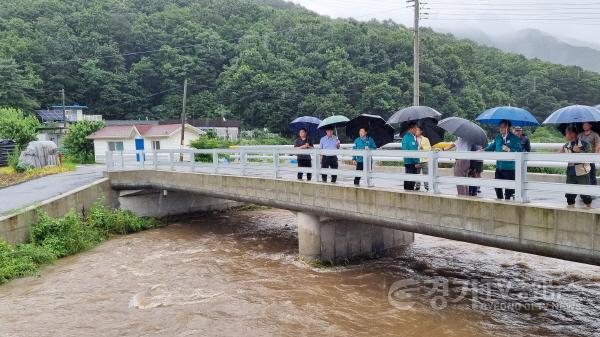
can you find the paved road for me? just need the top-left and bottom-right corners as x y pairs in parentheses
(0, 165), (104, 215)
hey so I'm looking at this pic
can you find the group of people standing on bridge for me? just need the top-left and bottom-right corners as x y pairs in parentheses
(290, 104), (600, 209)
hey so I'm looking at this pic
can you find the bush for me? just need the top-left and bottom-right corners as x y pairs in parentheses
(0, 108), (40, 149)
(0, 203), (160, 285)
(30, 211), (101, 257)
(190, 132), (232, 162)
(63, 120), (104, 163)
(0, 240), (38, 283)
(13, 244), (56, 265)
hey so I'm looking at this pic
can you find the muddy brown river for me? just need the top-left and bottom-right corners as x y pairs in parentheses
(1, 209), (599, 337)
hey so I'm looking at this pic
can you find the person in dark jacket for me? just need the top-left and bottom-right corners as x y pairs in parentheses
(484, 120), (523, 200)
(561, 125), (593, 208)
(294, 128), (313, 181)
(513, 126), (531, 152)
(352, 127), (377, 186)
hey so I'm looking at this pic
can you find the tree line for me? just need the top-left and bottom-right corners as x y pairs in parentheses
(1, 0), (599, 134)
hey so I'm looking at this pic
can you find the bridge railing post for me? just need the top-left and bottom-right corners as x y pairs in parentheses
(273, 149), (280, 179)
(240, 149), (247, 176)
(106, 151), (113, 171)
(364, 149), (373, 187)
(514, 152), (528, 203)
(169, 152), (174, 170)
(313, 149), (321, 182)
(189, 151), (195, 172)
(120, 151), (124, 169)
(212, 149), (219, 173)
(153, 151), (158, 170)
(428, 150), (439, 194)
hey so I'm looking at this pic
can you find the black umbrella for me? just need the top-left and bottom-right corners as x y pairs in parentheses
(438, 117), (487, 146)
(558, 122), (600, 135)
(387, 106), (442, 125)
(398, 118), (445, 146)
(345, 114), (395, 148)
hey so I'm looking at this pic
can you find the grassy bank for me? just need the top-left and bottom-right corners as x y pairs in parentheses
(0, 203), (161, 284)
(0, 163), (76, 188)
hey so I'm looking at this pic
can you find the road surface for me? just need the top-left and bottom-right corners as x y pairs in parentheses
(0, 165), (104, 215)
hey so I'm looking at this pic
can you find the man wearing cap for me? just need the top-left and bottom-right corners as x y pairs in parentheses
(513, 126), (531, 152)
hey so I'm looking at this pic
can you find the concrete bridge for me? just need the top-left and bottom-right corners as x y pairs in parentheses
(104, 147), (600, 266)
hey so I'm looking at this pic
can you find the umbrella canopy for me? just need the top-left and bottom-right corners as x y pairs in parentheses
(438, 117), (488, 146)
(289, 116), (322, 137)
(476, 106), (539, 127)
(398, 118), (445, 146)
(318, 115), (350, 129)
(543, 105), (600, 124)
(345, 114), (395, 148)
(387, 106), (442, 125)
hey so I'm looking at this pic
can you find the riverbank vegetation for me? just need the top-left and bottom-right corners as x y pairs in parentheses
(0, 203), (160, 284)
(1, 0), (599, 134)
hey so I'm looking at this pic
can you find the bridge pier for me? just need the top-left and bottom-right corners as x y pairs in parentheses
(297, 212), (414, 263)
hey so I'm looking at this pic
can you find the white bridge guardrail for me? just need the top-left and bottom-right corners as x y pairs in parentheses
(105, 146), (600, 204)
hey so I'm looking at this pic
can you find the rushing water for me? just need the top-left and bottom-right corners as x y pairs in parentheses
(1, 208), (600, 337)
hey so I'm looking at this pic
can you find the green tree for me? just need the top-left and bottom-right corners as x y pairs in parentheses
(63, 121), (104, 163)
(0, 107), (40, 148)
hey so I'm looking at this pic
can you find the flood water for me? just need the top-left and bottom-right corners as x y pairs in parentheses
(1, 208), (599, 337)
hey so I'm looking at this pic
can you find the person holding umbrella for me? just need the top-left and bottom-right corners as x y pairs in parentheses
(352, 127), (377, 186)
(437, 117), (488, 196)
(294, 128), (313, 181)
(561, 125), (593, 208)
(401, 122), (420, 191)
(319, 127), (341, 183)
(443, 136), (472, 196)
(414, 124), (431, 191)
(483, 120), (523, 200)
(578, 122), (600, 186)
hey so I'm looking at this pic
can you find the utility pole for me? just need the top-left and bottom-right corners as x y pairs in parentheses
(60, 88), (67, 129)
(180, 78), (188, 160)
(412, 0), (420, 106)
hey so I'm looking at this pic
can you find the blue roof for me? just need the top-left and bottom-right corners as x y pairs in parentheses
(51, 104), (88, 109)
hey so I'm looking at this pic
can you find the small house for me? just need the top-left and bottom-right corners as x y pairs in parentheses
(160, 118), (241, 140)
(87, 123), (204, 163)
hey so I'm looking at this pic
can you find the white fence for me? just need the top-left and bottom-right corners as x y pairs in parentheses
(105, 147), (600, 204)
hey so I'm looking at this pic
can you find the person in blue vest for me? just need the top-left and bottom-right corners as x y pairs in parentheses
(352, 127), (377, 186)
(401, 122), (420, 190)
(483, 120), (523, 200)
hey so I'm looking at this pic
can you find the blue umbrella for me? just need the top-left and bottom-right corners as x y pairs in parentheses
(476, 106), (539, 126)
(543, 105), (600, 124)
(289, 116), (322, 136)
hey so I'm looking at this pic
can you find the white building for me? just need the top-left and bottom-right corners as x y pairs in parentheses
(160, 118), (241, 141)
(87, 123), (204, 163)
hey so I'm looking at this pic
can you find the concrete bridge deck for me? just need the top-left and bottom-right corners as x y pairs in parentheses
(108, 169), (600, 266)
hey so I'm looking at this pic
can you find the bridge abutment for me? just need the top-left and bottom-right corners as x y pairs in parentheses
(297, 212), (414, 263)
(118, 189), (241, 217)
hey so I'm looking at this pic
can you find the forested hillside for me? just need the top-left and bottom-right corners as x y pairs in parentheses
(1, 0), (599, 132)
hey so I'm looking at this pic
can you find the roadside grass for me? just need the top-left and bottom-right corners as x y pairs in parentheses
(0, 202), (161, 285)
(0, 163), (76, 188)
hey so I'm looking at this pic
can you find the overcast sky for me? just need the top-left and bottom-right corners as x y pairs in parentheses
(292, 0), (599, 48)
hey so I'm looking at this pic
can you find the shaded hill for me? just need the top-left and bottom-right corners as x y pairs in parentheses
(452, 28), (600, 73)
(0, 0), (599, 132)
